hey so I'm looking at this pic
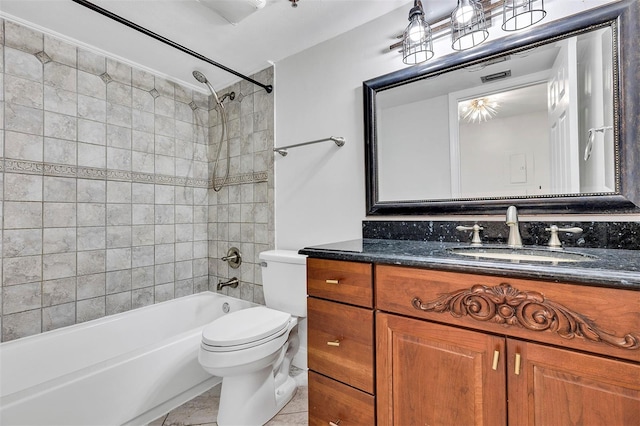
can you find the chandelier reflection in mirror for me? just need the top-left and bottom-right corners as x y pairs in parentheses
(397, 0), (547, 65)
(459, 97), (499, 123)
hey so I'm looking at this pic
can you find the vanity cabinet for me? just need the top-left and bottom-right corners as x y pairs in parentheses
(306, 258), (639, 425)
(507, 339), (639, 425)
(377, 313), (639, 425)
(376, 265), (640, 426)
(307, 259), (375, 426)
(376, 312), (507, 425)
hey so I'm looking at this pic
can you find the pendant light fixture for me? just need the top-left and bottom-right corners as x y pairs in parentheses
(451, 0), (489, 51)
(502, 0), (546, 31)
(403, 0), (434, 65)
(393, 0), (548, 64)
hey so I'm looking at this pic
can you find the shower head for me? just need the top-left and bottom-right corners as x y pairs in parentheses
(192, 70), (207, 84)
(192, 70), (221, 106)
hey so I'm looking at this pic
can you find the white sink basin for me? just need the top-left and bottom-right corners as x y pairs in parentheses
(448, 246), (596, 263)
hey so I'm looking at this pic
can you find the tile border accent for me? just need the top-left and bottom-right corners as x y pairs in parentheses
(214, 171), (268, 187)
(2, 159), (210, 188)
(2, 159), (268, 188)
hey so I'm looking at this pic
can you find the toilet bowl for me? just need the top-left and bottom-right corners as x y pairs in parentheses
(198, 250), (306, 426)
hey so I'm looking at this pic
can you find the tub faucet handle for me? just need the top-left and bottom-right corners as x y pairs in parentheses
(456, 224), (483, 246)
(220, 247), (242, 269)
(545, 225), (583, 248)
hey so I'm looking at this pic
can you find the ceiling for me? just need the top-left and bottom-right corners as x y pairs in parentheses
(378, 40), (560, 114)
(0, 0), (461, 94)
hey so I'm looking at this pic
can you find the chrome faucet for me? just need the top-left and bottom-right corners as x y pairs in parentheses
(505, 206), (523, 248)
(217, 277), (239, 291)
(456, 223), (484, 246)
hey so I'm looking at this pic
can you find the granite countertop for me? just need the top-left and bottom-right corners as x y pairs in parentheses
(299, 239), (640, 290)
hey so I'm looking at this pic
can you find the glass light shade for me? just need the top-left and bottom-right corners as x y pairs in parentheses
(451, 0), (489, 51)
(502, 0), (546, 31)
(402, 1), (433, 65)
(403, 10), (434, 65)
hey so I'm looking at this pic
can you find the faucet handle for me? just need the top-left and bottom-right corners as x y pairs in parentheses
(456, 224), (483, 246)
(545, 225), (583, 248)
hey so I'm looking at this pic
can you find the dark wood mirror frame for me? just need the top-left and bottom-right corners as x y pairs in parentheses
(364, 0), (639, 215)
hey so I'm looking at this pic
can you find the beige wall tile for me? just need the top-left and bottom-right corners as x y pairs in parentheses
(2, 309), (41, 341)
(42, 302), (75, 332)
(3, 282), (42, 314)
(1, 20), (275, 340)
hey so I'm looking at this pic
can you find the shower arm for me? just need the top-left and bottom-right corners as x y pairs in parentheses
(70, 0), (273, 94)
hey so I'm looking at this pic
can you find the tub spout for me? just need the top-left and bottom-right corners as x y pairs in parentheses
(217, 277), (239, 291)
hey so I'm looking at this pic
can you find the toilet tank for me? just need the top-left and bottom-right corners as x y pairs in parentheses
(259, 250), (307, 317)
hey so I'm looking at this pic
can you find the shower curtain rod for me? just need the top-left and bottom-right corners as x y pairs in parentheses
(70, 0), (273, 94)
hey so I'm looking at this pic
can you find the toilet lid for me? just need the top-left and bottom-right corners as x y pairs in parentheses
(202, 306), (291, 348)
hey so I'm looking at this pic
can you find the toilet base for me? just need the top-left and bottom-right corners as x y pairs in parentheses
(275, 375), (297, 414)
(201, 319), (301, 425)
(216, 366), (297, 426)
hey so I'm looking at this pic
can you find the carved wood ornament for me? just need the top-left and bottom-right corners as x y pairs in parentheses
(412, 283), (640, 350)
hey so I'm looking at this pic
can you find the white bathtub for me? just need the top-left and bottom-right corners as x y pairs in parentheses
(0, 292), (256, 426)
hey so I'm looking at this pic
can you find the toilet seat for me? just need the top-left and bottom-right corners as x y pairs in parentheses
(201, 306), (292, 352)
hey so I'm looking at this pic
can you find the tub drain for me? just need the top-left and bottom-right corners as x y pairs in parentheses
(222, 302), (230, 313)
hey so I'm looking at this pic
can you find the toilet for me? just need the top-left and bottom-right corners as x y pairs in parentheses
(198, 250), (307, 426)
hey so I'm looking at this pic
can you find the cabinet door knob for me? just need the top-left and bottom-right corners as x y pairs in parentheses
(492, 350), (500, 371)
(325, 279), (340, 284)
(327, 339), (341, 347)
(329, 420), (341, 426)
(514, 353), (522, 375)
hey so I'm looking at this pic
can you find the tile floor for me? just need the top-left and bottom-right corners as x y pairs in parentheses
(148, 370), (308, 426)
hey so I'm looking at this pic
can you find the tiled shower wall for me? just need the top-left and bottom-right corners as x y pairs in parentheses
(0, 18), (275, 341)
(207, 67), (275, 304)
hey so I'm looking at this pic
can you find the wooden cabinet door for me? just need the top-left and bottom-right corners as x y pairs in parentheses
(508, 339), (640, 426)
(377, 312), (507, 426)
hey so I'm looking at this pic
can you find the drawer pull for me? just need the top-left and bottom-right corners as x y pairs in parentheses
(514, 353), (522, 375)
(492, 350), (500, 371)
(329, 420), (341, 426)
(325, 279), (340, 284)
(327, 339), (341, 347)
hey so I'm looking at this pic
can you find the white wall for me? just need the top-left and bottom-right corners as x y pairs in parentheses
(378, 95), (451, 201)
(274, 0), (638, 251)
(273, 6), (405, 251)
(459, 111), (549, 197)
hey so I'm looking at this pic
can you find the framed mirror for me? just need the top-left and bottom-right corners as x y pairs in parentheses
(364, 0), (639, 215)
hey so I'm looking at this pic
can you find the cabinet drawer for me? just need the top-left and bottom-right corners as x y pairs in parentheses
(308, 371), (375, 426)
(376, 265), (640, 362)
(307, 258), (373, 308)
(308, 297), (375, 393)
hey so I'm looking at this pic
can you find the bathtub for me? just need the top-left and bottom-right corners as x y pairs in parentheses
(0, 292), (256, 426)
